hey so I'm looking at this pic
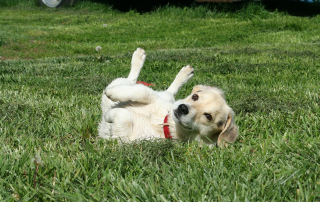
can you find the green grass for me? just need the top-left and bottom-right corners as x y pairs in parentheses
(1, 1), (320, 201)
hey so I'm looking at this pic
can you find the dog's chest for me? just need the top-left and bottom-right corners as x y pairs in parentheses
(126, 102), (171, 140)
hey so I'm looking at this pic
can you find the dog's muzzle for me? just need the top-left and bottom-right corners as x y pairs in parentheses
(176, 104), (189, 116)
(173, 104), (194, 131)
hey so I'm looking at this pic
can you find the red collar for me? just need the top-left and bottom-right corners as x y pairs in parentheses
(137, 81), (154, 86)
(163, 115), (172, 139)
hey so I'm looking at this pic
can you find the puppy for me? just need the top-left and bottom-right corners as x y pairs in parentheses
(98, 48), (238, 147)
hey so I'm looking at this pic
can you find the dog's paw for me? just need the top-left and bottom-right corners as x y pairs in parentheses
(131, 48), (146, 70)
(177, 65), (194, 81)
(105, 85), (132, 102)
(105, 87), (118, 101)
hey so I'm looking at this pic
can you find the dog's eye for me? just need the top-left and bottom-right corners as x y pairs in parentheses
(192, 94), (199, 101)
(204, 113), (212, 121)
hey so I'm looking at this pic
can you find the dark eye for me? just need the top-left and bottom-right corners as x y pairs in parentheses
(204, 113), (212, 121)
(192, 94), (199, 101)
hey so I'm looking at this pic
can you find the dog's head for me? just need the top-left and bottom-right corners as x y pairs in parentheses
(172, 85), (238, 147)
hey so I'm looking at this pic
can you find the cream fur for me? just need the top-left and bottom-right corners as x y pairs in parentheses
(98, 48), (238, 147)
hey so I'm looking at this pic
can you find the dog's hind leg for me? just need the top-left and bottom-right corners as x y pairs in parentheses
(104, 108), (133, 142)
(99, 48), (146, 141)
(106, 84), (157, 104)
(104, 48), (146, 90)
(157, 65), (194, 103)
(127, 48), (146, 83)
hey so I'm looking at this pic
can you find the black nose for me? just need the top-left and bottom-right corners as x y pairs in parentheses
(178, 104), (189, 115)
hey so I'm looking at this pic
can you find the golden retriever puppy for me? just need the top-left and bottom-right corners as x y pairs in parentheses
(98, 48), (238, 147)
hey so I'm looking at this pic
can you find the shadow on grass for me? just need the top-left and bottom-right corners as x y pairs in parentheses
(86, 0), (320, 16)
(82, 0), (265, 13)
(262, 0), (320, 17)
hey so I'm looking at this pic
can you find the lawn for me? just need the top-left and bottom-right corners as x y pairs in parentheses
(0, 1), (320, 201)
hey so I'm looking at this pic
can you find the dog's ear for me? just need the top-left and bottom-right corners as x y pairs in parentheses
(217, 111), (238, 148)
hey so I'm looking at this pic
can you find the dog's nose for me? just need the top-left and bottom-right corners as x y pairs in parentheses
(178, 104), (189, 115)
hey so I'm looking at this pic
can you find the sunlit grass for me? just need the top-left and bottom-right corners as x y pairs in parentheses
(0, 1), (320, 201)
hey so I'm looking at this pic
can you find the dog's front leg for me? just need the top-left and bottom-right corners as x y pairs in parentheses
(105, 84), (156, 104)
(167, 65), (194, 95)
(158, 65), (194, 103)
